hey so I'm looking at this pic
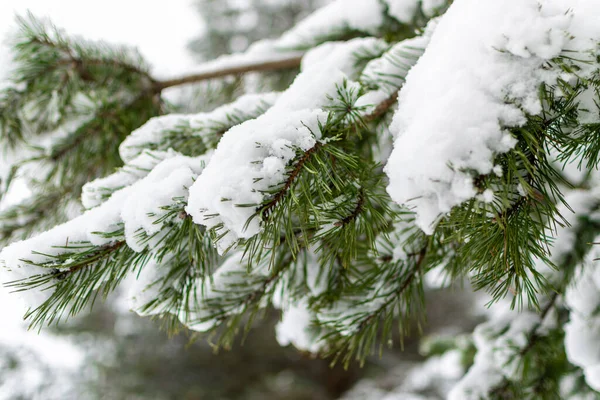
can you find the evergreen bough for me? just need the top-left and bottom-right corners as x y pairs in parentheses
(2, 1), (600, 398)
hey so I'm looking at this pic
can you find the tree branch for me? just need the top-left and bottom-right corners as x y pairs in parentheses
(51, 240), (126, 281)
(357, 245), (427, 331)
(261, 142), (322, 218)
(259, 93), (399, 219)
(153, 54), (303, 92)
(489, 292), (559, 396)
(334, 188), (365, 227)
(364, 92), (398, 122)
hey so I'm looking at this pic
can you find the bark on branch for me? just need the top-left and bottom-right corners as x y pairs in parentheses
(153, 54), (304, 91)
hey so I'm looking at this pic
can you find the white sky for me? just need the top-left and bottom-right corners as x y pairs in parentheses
(0, 0), (202, 77)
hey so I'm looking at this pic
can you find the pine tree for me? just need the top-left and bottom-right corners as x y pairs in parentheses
(2, 1), (600, 398)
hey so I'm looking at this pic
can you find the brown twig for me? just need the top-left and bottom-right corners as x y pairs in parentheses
(357, 245), (428, 331)
(53, 240), (125, 280)
(334, 188), (365, 227)
(153, 54), (304, 92)
(364, 92), (399, 122)
(261, 142), (323, 218)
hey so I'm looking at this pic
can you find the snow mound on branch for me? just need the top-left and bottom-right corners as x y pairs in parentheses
(0, 154), (207, 308)
(186, 38), (378, 254)
(385, 0), (600, 234)
(120, 155), (206, 252)
(119, 92), (279, 163)
(186, 110), (324, 254)
(276, 298), (323, 353)
(82, 149), (177, 209)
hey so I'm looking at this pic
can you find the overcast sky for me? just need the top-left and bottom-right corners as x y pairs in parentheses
(0, 0), (201, 77)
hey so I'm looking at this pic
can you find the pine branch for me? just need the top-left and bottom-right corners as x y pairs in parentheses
(153, 54), (303, 92)
(334, 188), (365, 227)
(260, 142), (323, 219)
(356, 245), (427, 332)
(488, 293), (560, 398)
(51, 240), (126, 280)
(315, 218), (430, 365)
(259, 92), (398, 220)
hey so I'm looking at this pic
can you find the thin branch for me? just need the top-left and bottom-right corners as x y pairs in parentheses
(364, 92), (398, 122)
(334, 188), (365, 227)
(261, 142), (323, 218)
(52, 240), (125, 280)
(489, 292), (559, 396)
(153, 54), (303, 92)
(357, 245), (427, 331)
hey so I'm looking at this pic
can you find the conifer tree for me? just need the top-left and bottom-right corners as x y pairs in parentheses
(2, 1), (600, 398)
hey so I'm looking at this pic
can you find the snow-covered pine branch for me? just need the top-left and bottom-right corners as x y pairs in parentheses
(3, 0), (600, 397)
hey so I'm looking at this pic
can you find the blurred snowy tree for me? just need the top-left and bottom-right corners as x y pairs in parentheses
(189, 0), (330, 59)
(182, 0), (332, 112)
(2, 1), (600, 399)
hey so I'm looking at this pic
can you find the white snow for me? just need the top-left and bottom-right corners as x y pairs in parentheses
(120, 155), (207, 252)
(449, 308), (540, 400)
(0, 154), (209, 308)
(385, 0), (600, 234)
(384, 0), (418, 24)
(564, 239), (600, 392)
(360, 20), (436, 95)
(186, 109), (324, 253)
(384, 0), (447, 24)
(276, 0), (385, 49)
(119, 92), (279, 163)
(186, 38), (378, 254)
(276, 298), (322, 353)
(82, 149), (178, 209)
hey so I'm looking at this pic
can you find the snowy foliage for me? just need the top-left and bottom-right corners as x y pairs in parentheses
(2, 0), (600, 397)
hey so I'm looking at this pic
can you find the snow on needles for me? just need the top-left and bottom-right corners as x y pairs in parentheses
(385, 0), (600, 234)
(186, 38), (381, 254)
(119, 92), (279, 164)
(0, 154), (208, 308)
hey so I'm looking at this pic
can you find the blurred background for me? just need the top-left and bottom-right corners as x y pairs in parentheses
(0, 1), (479, 399)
